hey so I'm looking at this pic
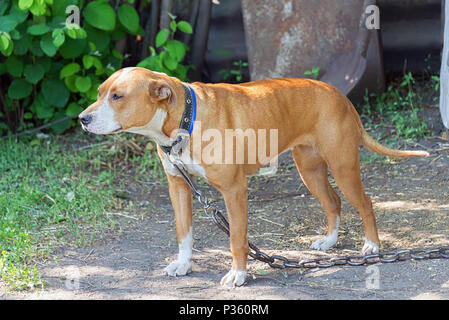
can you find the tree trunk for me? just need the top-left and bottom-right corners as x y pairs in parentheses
(181, 0), (200, 47)
(189, 0), (212, 81)
(160, 0), (174, 30)
(140, 0), (161, 60)
(441, 0), (449, 129)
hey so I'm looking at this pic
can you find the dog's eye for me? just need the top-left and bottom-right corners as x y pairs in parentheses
(111, 93), (123, 101)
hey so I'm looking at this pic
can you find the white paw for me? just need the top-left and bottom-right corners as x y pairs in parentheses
(310, 230), (338, 251)
(165, 259), (192, 277)
(220, 269), (246, 288)
(362, 239), (379, 254)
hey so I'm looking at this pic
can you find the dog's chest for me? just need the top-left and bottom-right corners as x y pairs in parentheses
(161, 153), (207, 181)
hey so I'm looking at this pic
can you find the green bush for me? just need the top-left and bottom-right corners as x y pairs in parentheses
(137, 13), (193, 81)
(0, 0), (195, 136)
(0, 0), (142, 135)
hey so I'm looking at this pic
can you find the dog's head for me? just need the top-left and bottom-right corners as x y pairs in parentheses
(78, 67), (181, 144)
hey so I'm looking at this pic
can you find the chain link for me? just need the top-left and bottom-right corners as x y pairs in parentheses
(170, 158), (449, 270)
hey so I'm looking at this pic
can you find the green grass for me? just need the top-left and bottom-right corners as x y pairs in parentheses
(356, 72), (437, 163)
(0, 131), (164, 291)
(357, 72), (431, 140)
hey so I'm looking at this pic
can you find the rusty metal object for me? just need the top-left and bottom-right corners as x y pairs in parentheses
(241, 0), (385, 101)
(319, 0), (375, 96)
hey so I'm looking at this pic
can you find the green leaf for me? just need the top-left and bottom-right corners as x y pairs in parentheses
(111, 49), (123, 60)
(52, 29), (65, 47)
(170, 20), (177, 33)
(24, 111), (33, 119)
(18, 0), (34, 10)
(137, 56), (157, 69)
(85, 80), (99, 100)
(50, 112), (72, 134)
(0, 16), (19, 33)
(84, 2), (116, 31)
(9, 4), (29, 25)
(29, 0), (47, 16)
(2, 41), (14, 56)
(177, 21), (192, 34)
(30, 39), (43, 56)
(33, 94), (53, 119)
(75, 76), (92, 93)
(37, 56), (51, 72)
(66, 26), (86, 40)
(163, 54), (177, 71)
(75, 27), (87, 39)
(156, 29), (170, 48)
(8, 79), (32, 100)
(82, 55), (94, 69)
(85, 25), (110, 52)
(94, 57), (104, 76)
(175, 64), (189, 82)
(66, 102), (83, 116)
(29, 138), (41, 146)
(59, 38), (87, 59)
(0, 34), (11, 51)
(92, 57), (104, 75)
(40, 33), (57, 57)
(5, 56), (24, 77)
(64, 75), (78, 92)
(1, 32), (14, 55)
(10, 28), (23, 40)
(60, 62), (80, 78)
(118, 4), (140, 34)
(27, 23), (50, 35)
(42, 79), (70, 107)
(13, 35), (30, 56)
(66, 28), (77, 39)
(24, 64), (45, 84)
(0, 2), (9, 15)
(165, 40), (186, 62)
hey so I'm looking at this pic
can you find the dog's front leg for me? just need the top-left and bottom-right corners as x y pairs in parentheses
(219, 180), (249, 288)
(164, 174), (193, 277)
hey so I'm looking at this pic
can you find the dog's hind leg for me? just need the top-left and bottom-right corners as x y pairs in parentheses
(325, 143), (380, 254)
(292, 145), (341, 250)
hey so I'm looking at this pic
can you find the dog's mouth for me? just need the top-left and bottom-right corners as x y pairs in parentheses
(81, 123), (122, 135)
(111, 126), (122, 134)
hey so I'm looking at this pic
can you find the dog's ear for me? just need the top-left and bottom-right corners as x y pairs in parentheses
(148, 80), (173, 102)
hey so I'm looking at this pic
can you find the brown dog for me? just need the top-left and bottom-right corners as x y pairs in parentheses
(79, 67), (428, 288)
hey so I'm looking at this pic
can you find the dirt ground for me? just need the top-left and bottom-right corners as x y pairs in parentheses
(2, 109), (449, 300)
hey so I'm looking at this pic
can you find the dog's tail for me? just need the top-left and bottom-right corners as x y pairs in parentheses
(347, 99), (430, 158)
(360, 131), (429, 158)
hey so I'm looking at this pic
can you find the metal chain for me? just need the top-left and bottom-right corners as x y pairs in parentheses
(170, 158), (449, 270)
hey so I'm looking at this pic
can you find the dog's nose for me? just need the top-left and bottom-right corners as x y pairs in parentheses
(79, 114), (93, 126)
